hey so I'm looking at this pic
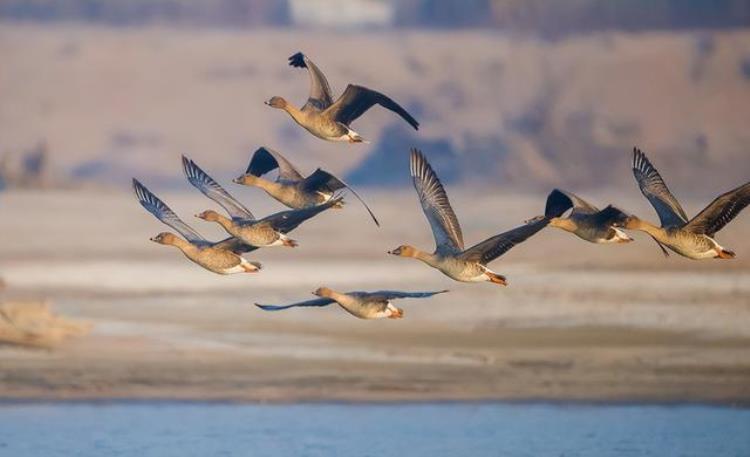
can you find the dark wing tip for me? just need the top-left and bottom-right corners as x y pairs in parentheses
(545, 189), (573, 219)
(288, 52), (307, 68)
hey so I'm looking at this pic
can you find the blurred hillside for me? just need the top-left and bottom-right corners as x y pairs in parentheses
(2, 0), (749, 34)
(1, 24), (749, 193)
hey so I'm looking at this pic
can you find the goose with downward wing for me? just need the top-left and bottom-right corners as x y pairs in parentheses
(255, 288), (448, 320)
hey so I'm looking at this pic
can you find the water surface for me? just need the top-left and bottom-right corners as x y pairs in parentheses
(1, 402), (748, 456)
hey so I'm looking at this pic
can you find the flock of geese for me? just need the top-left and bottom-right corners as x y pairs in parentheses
(133, 51), (750, 320)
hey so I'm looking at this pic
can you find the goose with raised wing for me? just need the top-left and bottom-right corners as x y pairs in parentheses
(265, 52), (419, 143)
(256, 288), (447, 320)
(619, 147), (749, 259)
(528, 189), (633, 244)
(182, 156), (340, 249)
(132, 179), (261, 274)
(233, 146), (379, 226)
(388, 149), (566, 286)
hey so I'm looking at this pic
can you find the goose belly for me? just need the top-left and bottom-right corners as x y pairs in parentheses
(664, 232), (719, 259)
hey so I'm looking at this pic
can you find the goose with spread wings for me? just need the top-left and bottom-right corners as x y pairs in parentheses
(182, 156), (341, 249)
(527, 189), (633, 244)
(387, 149), (566, 286)
(264, 52), (419, 143)
(618, 147), (749, 259)
(233, 146), (379, 226)
(132, 179), (261, 274)
(256, 287), (447, 320)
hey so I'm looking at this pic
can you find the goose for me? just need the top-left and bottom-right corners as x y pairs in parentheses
(182, 156), (340, 249)
(265, 52), (419, 143)
(619, 147), (749, 259)
(132, 179), (261, 274)
(233, 146), (379, 226)
(388, 149), (565, 285)
(528, 189), (633, 244)
(255, 288), (447, 320)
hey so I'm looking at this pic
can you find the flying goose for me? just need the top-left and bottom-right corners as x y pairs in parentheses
(182, 156), (340, 249)
(528, 189), (633, 244)
(255, 288), (448, 320)
(265, 52), (419, 143)
(132, 179), (261, 274)
(388, 149), (565, 285)
(619, 147), (749, 259)
(233, 146), (379, 226)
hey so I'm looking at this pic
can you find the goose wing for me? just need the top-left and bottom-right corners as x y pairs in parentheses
(362, 290), (449, 301)
(211, 237), (259, 254)
(132, 178), (205, 244)
(410, 149), (464, 255)
(255, 297), (335, 312)
(632, 148), (688, 228)
(547, 188), (598, 216)
(324, 84), (419, 130)
(182, 155), (255, 221)
(303, 168), (379, 226)
(244, 147), (303, 182)
(261, 197), (342, 233)
(683, 181), (750, 236)
(288, 52), (334, 112)
(460, 219), (548, 265)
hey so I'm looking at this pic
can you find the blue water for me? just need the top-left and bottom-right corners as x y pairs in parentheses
(0, 402), (748, 457)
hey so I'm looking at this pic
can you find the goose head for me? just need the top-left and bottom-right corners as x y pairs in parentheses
(264, 96), (288, 109)
(195, 210), (221, 222)
(150, 232), (177, 245)
(387, 245), (418, 258)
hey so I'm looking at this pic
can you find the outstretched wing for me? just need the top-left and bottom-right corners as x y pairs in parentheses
(132, 178), (205, 244)
(365, 290), (449, 301)
(182, 155), (254, 221)
(547, 188), (598, 216)
(303, 169), (379, 226)
(211, 237), (259, 254)
(683, 181), (750, 236)
(410, 149), (463, 254)
(255, 297), (335, 312)
(288, 52), (334, 112)
(460, 219), (548, 265)
(262, 197), (341, 233)
(324, 84), (419, 130)
(632, 148), (688, 228)
(244, 147), (303, 182)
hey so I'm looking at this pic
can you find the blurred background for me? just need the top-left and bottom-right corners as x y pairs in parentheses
(1, 0), (750, 405)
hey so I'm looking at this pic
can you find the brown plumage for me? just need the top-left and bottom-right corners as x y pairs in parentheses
(620, 147), (749, 259)
(265, 52), (418, 143)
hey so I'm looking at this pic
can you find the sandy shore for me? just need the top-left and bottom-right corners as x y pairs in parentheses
(1, 190), (749, 403)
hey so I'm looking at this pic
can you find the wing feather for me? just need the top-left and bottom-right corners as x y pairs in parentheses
(324, 84), (419, 130)
(182, 155), (254, 221)
(632, 148), (688, 228)
(460, 219), (548, 265)
(684, 181), (750, 236)
(244, 147), (303, 182)
(288, 52), (334, 112)
(132, 178), (205, 244)
(255, 297), (335, 312)
(303, 169), (379, 226)
(410, 149), (463, 254)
